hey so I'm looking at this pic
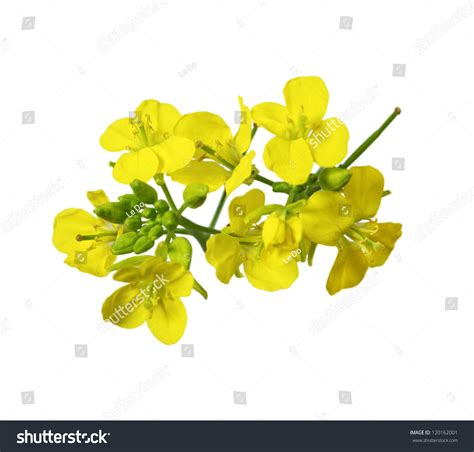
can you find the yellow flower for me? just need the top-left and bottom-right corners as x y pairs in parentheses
(301, 166), (402, 295)
(171, 97), (255, 195)
(52, 190), (119, 277)
(205, 189), (300, 291)
(251, 76), (349, 185)
(102, 256), (194, 344)
(100, 100), (195, 184)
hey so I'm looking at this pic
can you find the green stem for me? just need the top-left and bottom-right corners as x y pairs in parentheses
(177, 203), (188, 214)
(159, 181), (178, 211)
(178, 215), (220, 235)
(251, 124), (258, 140)
(175, 228), (209, 251)
(209, 189), (227, 229)
(286, 190), (296, 206)
(340, 107), (401, 169)
(254, 174), (275, 186)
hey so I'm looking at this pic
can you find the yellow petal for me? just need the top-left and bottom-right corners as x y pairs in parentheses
(343, 166), (384, 221)
(228, 188), (265, 235)
(170, 160), (230, 192)
(174, 111), (233, 154)
(99, 118), (141, 152)
(262, 212), (286, 247)
(147, 297), (187, 345)
(326, 239), (368, 295)
(286, 215), (303, 248)
(234, 96), (252, 154)
(53, 208), (104, 253)
(63, 242), (115, 277)
(102, 284), (150, 327)
(87, 190), (109, 208)
(368, 222), (402, 267)
(244, 250), (298, 291)
(250, 102), (288, 137)
(151, 136), (195, 174)
(112, 148), (159, 184)
(301, 191), (354, 246)
(263, 137), (313, 185)
(283, 76), (329, 127)
(205, 234), (243, 284)
(308, 118), (349, 167)
(147, 261), (194, 298)
(135, 100), (181, 142)
(225, 150), (255, 195)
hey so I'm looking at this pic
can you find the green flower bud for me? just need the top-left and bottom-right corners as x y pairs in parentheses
(148, 224), (164, 241)
(318, 167), (352, 191)
(169, 237), (192, 269)
(117, 194), (141, 210)
(124, 216), (142, 230)
(94, 202), (128, 224)
(142, 208), (157, 220)
(133, 236), (154, 254)
(155, 241), (168, 259)
(130, 179), (158, 204)
(140, 223), (153, 234)
(154, 199), (169, 214)
(272, 182), (291, 193)
(183, 183), (209, 208)
(112, 232), (138, 255)
(162, 211), (178, 231)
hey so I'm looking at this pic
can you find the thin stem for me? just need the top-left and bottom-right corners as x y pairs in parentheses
(209, 189), (227, 229)
(178, 215), (220, 235)
(254, 174), (276, 186)
(175, 228), (208, 251)
(177, 203), (188, 214)
(160, 181), (178, 211)
(251, 124), (258, 140)
(340, 107), (401, 169)
(286, 190), (296, 206)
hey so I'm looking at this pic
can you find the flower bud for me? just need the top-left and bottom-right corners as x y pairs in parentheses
(124, 216), (142, 230)
(183, 183), (209, 208)
(118, 194), (141, 210)
(318, 167), (352, 191)
(162, 211), (178, 231)
(272, 182), (291, 193)
(130, 179), (158, 204)
(94, 202), (128, 224)
(140, 223), (153, 234)
(112, 232), (138, 255)
(133, 236), (154, 254)
(169, 237), (192, 269)
(154, 199), (169, 214)
(148, 224), (164, 241)
(142, 208), (157, 220)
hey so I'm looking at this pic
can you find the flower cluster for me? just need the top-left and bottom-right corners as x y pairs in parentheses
(53, 76), (402, 344)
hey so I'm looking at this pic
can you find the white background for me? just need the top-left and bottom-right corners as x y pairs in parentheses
(1, 0), (473, 420)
